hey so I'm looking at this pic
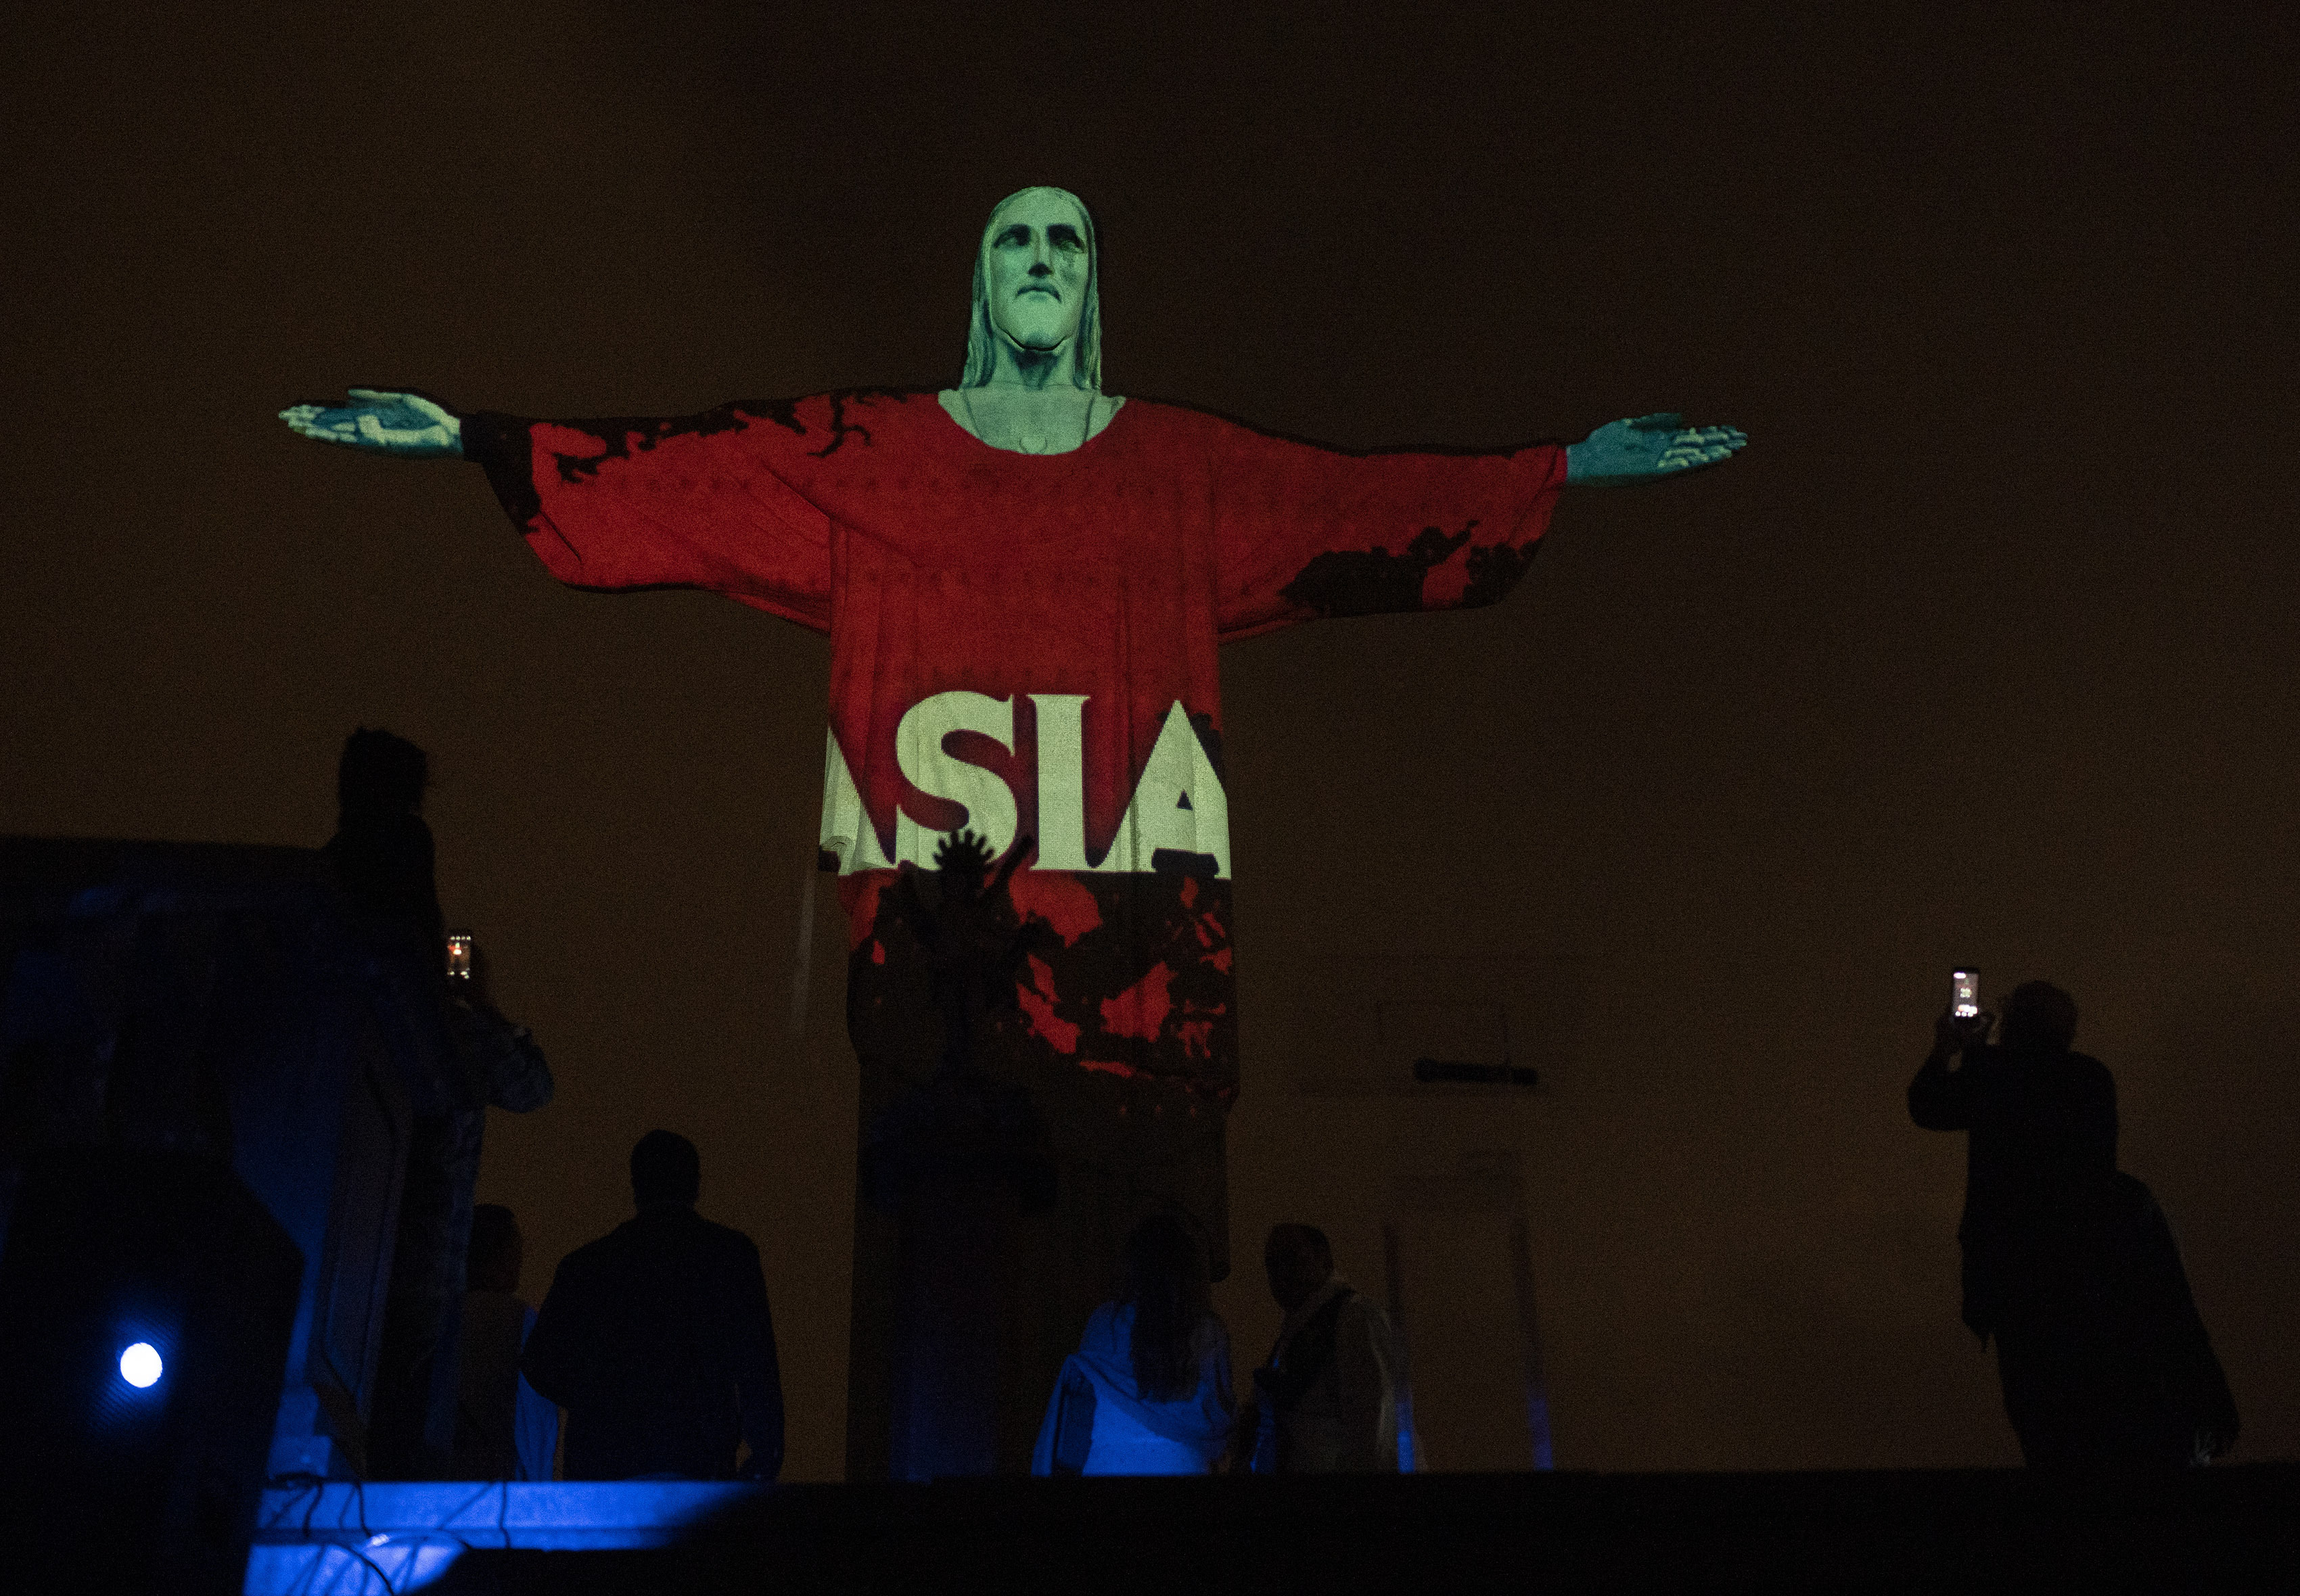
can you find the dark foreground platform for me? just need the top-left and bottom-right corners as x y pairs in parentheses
(250, 1465), (2299, 1592)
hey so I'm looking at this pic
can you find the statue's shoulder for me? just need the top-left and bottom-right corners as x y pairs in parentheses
(1114, 395), (1293, 446)
(707, 388), (942, 457)
(1101, 394), (1247, 440)
(724, 387), (936, 415)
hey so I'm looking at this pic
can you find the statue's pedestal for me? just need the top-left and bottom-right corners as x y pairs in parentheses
(858, 1073), (1055, 1479)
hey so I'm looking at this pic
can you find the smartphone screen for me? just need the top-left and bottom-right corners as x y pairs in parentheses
(446, 933), (474, 982)
(1952, 968), (1979, 1020)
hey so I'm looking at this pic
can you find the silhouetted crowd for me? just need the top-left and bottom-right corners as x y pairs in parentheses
(332, 728), (2236, 1483)
(474, 1146), (1401, 1482)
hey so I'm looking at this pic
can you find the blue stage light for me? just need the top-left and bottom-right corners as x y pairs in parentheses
(119, 1342), (162, 1388)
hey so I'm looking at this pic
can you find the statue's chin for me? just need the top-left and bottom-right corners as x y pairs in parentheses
(996, 325), (1074, 358)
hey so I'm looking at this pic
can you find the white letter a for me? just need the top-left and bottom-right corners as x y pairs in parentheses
(819, 728), (893, 874)
(1092, 701), (1230, 878)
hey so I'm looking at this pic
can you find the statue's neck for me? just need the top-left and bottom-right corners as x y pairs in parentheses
(990, 342), (1074, 390)
(944, 329), (1122, 453)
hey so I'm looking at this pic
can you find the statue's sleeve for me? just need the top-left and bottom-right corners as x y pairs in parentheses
(1211, 423), (1569, 641)
(460, 404), (834, 634)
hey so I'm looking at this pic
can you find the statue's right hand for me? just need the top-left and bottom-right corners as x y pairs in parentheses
(278, 388), (462, 457)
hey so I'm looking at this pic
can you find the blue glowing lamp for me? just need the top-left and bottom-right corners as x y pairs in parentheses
(118, 1342), (163, 1389)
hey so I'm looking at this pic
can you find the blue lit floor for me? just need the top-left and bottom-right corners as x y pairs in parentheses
(247, 1467), (2300, 1593)
(246, 1481), (756, 1592)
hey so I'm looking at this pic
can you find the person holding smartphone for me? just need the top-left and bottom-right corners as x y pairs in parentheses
(1910, 978), (2234, 1468)
(323, 727), (555, 1476)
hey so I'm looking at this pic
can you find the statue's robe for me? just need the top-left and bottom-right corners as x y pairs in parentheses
(461, 389), (1565, 1472)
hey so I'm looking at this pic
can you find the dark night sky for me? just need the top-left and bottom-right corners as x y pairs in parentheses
(5, 3), (2296, 1477)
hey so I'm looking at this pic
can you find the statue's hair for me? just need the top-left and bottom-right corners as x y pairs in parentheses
(961, 185), (1101, 391)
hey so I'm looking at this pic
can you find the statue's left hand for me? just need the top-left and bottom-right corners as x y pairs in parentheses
(1565, 413), (1746, 487)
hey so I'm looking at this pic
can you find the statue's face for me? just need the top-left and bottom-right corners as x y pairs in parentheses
(984, 189), (1090, 356)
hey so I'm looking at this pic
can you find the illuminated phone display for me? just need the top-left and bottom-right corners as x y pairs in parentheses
(1952, 968), (1979, 1020)
(446, 933), (474, 981)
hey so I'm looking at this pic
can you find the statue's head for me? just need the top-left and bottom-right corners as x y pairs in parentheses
(962, 185), (1101, 390)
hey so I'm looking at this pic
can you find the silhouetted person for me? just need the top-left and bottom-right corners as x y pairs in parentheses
(885, 828), (1044, 1075)
(1032, 1215), (1233, 1475)
(323, 726), (444, 948)
(1235, 1224), (1401, 1473)
(522, 1131), (785, 1480)
(858, 828), (1059, 1478)
(326, 728), (552, 1476)
(1912, 981), (2236, 1468)
(452, 1204), (560, 1480)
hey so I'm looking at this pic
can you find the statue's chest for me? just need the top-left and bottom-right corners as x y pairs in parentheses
(824, 451), (1215, 581)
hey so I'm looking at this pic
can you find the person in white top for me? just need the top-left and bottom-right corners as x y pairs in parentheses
(1237, 1225), (1403, 1473)
(452, 1205), (561, 1481)
(1032, 1215), (1233, 1476)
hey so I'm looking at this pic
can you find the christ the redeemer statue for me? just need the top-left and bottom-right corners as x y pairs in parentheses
(283, 185), (1744, 1476)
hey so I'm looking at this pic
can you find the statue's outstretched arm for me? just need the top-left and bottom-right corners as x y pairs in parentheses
(279, 388), (463, 458)
(279, 389), (839, 626)
(1565, 413), (1746, 488)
